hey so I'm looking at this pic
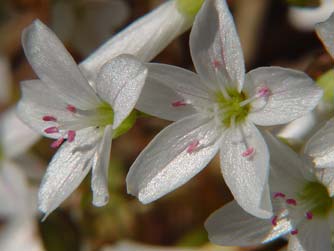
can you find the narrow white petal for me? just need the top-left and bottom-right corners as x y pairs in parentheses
(190, 0), (245, 91)
(91, 125), (113, 207)
(315, 12), (334, 59)
(0, 108), (40, 158)
(263, 131), (313, 197)
(245, 67), (323, 126)
(22, 19), (100, 109)
(80, 0), (191, 83)
(126, 114), (220, 204)
(220, 122), (271, 218)
(205, 201), (291, 246)
(17, 80), (74, 139)
(136, 63), (209, 121)
(288, 219), (331, 251)
(38, 128), (100, 217)
(304, 117), (334, 168)
(0, 56), (12, 105)
(96, 54), (147, 129)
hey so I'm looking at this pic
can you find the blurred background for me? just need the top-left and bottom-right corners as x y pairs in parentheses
(0, 0), (332, 250)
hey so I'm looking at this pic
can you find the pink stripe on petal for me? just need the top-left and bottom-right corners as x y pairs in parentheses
(67, 105), (77, 113)
(44, 127), (59, 134)
(187, 140), (200, 154)
(42, 116), (57, 122)
(51, 137), (64, 148)
(172, 100), (187, 107)
(67, 130), (76, 142)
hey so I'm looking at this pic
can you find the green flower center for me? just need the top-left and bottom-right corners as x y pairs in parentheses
(96, 102), (114, 127)
(298, 181), (333, 217)
(176, 0), (204, 19)
(215, 89), (250, 127)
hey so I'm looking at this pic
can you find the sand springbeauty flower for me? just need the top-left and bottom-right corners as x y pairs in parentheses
(205, 132), (333, 251)
(126, 0), (323, 218)
(17, 20), (147, 217)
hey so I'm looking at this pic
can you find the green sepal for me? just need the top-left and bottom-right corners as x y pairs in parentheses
(316, 69), (334, 103)
(177, 0), (204, 19)
(112, 110), (138, 139)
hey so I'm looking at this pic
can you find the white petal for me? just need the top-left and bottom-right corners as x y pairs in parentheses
(126, 114), (220, 204)
(0, 56), (12, 105)
(17, 80), (74, 139)
(0, 108), (40, 158)
(38, 128), (100, 217)
(306, 116), (334, 157)
(316, 168), (334, 196)
(190, 0), (245, 91)
(22, 19), (100, 109)
(91, 125), (112, 207)
(315, 12), (334, 59)
(96, 54), (147, 129)
(80, 0), (191, 83)
(205, 201), (291, 246)
(263, 131), (313, 197)
(288, 219), (331, 251)
(245, 67), (323, 126)
(136, 63), (209, 121)
(220, 122), (271, 218)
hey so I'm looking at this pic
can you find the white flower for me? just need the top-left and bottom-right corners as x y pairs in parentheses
(17, 20), (147, 217)
(52, 0), (129, 56)
(288, 0), (334, 31)
(205, 132), (333, 251)
(126, 0), (323, 218)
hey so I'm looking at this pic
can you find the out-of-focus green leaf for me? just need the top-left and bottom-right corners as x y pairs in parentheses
(317, 69), (334, 103)
(286, 0), (320, 7)
(177, 228), (208, 247)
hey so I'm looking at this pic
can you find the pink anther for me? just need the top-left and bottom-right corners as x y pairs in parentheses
(291, 229), (298, 235)
(274, 192), (286, 199)
(271, 216), (278, 226)
(42, 116), (57, 122)
(66, 105), (77, 113)
(187, 140), (200, 154)
(67, 130), (76, 142)
(286, 199), (297, 206)
(257, 86), (271, 97)
(306, 211), (313, 220)
(172, 100), (187, 107)
(241, 147), (255, 158)
(44, 127), (59, 134)
(212, 60), (221, 68)
(51, 137), (64, 148)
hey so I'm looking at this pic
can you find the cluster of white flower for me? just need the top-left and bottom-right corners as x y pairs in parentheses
(7, 0), (334, 250)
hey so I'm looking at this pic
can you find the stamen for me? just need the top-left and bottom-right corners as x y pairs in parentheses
(274, 192), (286, 199)
(271, 216), (278, 226)
(241, 147), (255, 158)
(187, 140), (200, 154)
(51, 137), (64, 148)
(67, 105), (77, 113)
(44, 127), (59, 134)
(172, 100), (187, 107)
(42, 116), (57, 122)
(67, 130), (76, 142)
(286, 199), (297, 206)
(257, 86), (271, 98)
(290, 229), (298, 235)
(306, 211), (313, 220)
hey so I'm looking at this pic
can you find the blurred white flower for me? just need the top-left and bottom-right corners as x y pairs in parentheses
(17, 20), (147, 218)
(205, 132), (333, 251)
(52, 0), (130, 56)
(288, 0), (334, 31)
(126, 0), (322, 219)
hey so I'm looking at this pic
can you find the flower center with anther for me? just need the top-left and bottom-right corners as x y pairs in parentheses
(42, 101), (114, 148)
(215, 89), (250, 128)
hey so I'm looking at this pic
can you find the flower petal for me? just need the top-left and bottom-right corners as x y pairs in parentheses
(205, 201), (291, 246)
(136, 63), (209, 121)
(288, 219), (331, 251)
(220, 122), (271, 218)
(126, 114), (220, 204)
(316, 168), (334, 196)
(0, 108), (40, 158)
(22, 19), (100, 109)
(190, 0), (245, 91)
(38, 128), (100, 218)
(96, 54), (147, 129)
(80, 0), (191, 83)
(315, 12), (334, 59)
(91, 125), (113, 207)
(17, 80), (74, 139)
(245, 67), (323, 126)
